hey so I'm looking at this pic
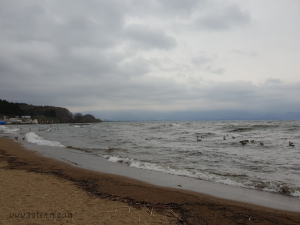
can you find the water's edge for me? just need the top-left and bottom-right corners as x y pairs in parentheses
(19, 139), (300, 212)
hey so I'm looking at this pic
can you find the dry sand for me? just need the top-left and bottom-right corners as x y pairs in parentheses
(0, 137), (300, 225)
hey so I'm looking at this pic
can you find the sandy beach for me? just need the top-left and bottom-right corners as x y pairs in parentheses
(1, 137), (300, 225)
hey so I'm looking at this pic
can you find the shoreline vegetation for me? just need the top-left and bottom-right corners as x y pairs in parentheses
(1, 137), (300, 224)
(0, 99), (102, 124)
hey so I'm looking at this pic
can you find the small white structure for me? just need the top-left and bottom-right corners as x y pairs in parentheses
(9, 118), (22, 124)
(22, 116), (38, 124)
(3, 115), (38, 124)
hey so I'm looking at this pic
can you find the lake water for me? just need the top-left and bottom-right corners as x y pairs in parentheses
(1, 120), (300, 199)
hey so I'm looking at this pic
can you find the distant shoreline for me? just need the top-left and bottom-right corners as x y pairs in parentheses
(96, 119), (300, 122)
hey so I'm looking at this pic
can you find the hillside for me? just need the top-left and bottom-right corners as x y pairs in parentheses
(0, 99), (101, 123)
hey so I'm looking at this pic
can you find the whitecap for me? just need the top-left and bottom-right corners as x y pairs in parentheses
(0, 125), (20, 134)
(25, 132), (65, 147)
(101, 154), (300, 198)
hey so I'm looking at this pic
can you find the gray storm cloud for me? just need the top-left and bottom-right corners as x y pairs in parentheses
(194, 2), (251, 30)
(124, 24), (177, 50)
(0, 0), (299, 114)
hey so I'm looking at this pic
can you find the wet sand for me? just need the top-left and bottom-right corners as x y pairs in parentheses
(1, 137), (300, 225)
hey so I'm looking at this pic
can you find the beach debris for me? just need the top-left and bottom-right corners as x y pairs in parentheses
(99, 210), (118, 213)
(178, 185), (182, 187)
(99, 206), (129, 214)
(260, 142), (264, 146)
(289, 141), (294, 147)
(169, 209), (183, 222)
(144, 206), (165, 225)
(157, 217), (165, 225)
(144, 206), (153, 216)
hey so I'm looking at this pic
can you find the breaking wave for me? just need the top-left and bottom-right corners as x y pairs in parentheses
(230, 128), (253, 132)
(0, 125), (20, 134)
(229, 125), (281, 133)
(25, 132), (65, 147)
(102, 155), (300, 198)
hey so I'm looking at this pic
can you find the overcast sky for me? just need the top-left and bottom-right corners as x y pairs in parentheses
(1, 0), (300, 114)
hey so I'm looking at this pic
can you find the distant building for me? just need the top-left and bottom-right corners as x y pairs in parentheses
(2, 115), (38, 124)
(22, 116), (38, 124)
(9, 118), (22, 124)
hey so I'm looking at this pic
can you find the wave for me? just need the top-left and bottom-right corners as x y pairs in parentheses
(102, 154), (300, 198)
(66, 146), (93, 153)
(195, 132), (217, 137)
(263, 183), (300, 197)
(25, 132), (65, 147)
(0, 125), (20, 134)
(286, 127), (300, 131)
(149, 123), (181, 130)
(251, 125), (280, 129)
(229, 125), (281, 133)
(106, 147), (128, 153)
(65, 146), (128, 154)
(230, 128), (253, 132)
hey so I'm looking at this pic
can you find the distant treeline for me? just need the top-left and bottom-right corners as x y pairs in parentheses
(72, 113), (102, 123)
(0, 99), (24, 116)
(0, 99), (101, 123)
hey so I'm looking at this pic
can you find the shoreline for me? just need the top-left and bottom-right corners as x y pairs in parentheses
(19, 132), (300, 212)
(1, 137), (300, 224)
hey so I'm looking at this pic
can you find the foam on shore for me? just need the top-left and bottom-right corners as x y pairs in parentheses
(103, 154), (300, 198)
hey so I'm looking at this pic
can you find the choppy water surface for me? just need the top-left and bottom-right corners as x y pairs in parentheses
(1, 120), (300, 198)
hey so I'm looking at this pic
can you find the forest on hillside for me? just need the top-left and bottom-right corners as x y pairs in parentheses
(0, 99), (101, 123)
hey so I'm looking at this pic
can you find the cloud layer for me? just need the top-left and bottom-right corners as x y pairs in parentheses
(1, 0), (300, 114)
